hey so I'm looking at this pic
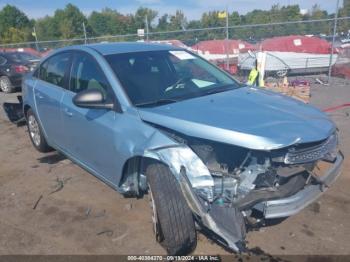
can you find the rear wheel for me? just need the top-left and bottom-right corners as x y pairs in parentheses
(146, 163), (197, 255)
(0, 76), (14, 93)
(26, 108), (53, 153)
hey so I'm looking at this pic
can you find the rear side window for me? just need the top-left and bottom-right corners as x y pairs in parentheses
(39, 53), (71, 88)
(70, 53), (111, 99)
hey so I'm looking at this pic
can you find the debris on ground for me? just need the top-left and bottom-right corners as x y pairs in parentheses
(323, 103), (350, 112)
(94, 209), (106, 218)
(264, 76), (311, 103)
(49, 177), (72, 195)
(124, 203), (132, 211)
(112, 231), (128, 242)
(97, 230), (114, 237)
(33, 195), (43, 210)
(315, 77), (328, 85)
(85, 207), (91, 217)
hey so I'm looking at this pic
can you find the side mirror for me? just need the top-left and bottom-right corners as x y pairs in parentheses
(73, 89), (114, 110)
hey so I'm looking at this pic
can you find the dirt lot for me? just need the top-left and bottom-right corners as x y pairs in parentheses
(0, 76), (349, 256)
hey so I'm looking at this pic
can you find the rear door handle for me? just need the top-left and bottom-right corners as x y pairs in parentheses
(64, 108), (73, 117)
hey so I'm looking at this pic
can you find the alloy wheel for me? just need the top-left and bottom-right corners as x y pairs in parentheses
(0, 78), (10, 92)
(148, 184), (162, 242)
(28, 115), (41, 147)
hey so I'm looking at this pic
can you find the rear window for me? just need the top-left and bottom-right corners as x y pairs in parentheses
(5, 52), (40, 63)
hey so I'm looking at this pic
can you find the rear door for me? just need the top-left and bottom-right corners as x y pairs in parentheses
(34, 52), (72, 146)
(61, 51), (120, 184)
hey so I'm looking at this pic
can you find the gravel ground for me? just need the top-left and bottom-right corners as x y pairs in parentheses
(0, 77), (349, 257)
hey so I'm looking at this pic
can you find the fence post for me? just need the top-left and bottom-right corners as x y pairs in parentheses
(225, 6), (229, 71)
(33, 27), (39, 51)
(145, 15), (149, 41)
(328, 0), (340, 84)
(83, 22), (87, 45)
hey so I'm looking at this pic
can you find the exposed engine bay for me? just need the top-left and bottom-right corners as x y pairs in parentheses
(191, 137), (311, 210)
(158, 125), (338, 211)
(120, 122), (341, 252)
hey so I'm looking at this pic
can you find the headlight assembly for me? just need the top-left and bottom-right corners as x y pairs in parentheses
(153, 146), (214, 202)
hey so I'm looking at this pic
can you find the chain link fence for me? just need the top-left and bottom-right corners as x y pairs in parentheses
(1, 17), (350, 81)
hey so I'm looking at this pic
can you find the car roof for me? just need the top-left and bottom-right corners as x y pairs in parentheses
(85, 42), (181, 55)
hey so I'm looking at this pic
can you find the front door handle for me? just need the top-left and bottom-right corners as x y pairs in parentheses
(36, 93), (44, 99)
(64, 108), (73, 117)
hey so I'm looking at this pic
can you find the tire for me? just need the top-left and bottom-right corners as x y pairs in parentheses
(0, 76), (14, 93)
(26, 108), (53, 153)
(146, 163), (197, 255)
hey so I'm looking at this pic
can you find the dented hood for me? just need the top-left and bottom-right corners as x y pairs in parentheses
(138, 87), (335, 150)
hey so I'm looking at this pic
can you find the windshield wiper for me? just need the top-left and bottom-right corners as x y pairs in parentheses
(135, 98), (178, 107)
(200, 85), (236, 97)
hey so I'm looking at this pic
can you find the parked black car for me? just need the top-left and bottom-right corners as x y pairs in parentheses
(0, 52), (40, 93)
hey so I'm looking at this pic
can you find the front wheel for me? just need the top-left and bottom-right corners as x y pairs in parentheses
(26, 108), (53, 153)
(146, 163), (197, 255)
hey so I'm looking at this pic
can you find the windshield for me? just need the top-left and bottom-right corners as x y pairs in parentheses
(105, 50), (241, 107)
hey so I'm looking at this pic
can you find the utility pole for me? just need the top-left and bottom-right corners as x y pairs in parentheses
(145, 15), (149, 41)
(33, 27), (39, 51)
(82, 22), (87, 45)
(225, 6), (229, 71)
(328, 0), (340, 84)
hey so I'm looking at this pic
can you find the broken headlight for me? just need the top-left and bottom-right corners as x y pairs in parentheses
(154, 146), (214, 202)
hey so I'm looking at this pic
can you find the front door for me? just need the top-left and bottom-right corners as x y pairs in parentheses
(61, 52), (121, 185)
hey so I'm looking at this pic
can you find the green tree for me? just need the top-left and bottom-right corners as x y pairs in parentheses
(157, 14), (170, 31)
(169, 10), (187, 30)
(308, 4), (329, 35)
(35, 16), (60, 41)
(88, 8), (133, 37)
(200, 11), (226, 39)
(0, 5), (33, 44)
(133, 7), (158, 31)
(53, 4), (89, 39)
(1, 27), (30, 44)
(339, 0), (350, 35)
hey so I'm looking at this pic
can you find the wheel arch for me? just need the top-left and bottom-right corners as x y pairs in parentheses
(118, 154), (171, 196)
(23, 104), (31, 119)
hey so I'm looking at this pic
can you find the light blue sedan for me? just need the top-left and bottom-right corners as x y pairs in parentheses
(22, 42), (343, 254)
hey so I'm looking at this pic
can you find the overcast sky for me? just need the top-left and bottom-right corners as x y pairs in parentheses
(0, 0), (343, 20)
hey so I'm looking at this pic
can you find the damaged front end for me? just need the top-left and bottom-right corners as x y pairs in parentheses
(144, 127), (343, 252)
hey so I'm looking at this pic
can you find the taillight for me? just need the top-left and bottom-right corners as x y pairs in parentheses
(13, 65), (29, 73)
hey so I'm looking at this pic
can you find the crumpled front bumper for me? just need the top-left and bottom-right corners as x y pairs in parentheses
(256, 151), (344, 219)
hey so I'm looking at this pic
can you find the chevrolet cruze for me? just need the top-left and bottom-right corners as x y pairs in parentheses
(22, 43), (343, 254)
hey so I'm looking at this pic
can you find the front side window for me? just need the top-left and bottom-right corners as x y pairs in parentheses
(70, 53), (110, 99)
(105, 50), (241, 106)
(41, 53), (71, 88)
